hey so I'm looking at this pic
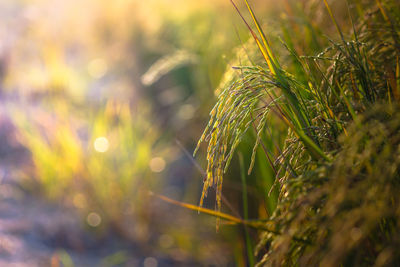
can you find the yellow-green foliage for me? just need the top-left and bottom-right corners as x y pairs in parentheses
(13, 106), (84, 198)
(13, 100), (162, 240)
(197, 0), (400, 264)
(258, 104), (400, 266)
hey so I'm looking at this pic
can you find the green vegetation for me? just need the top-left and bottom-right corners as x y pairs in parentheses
(13, 101), (161, 240)
(2, 0), (399, 265)
(196, 0), (400, 265)
(2, 0), (250, 264)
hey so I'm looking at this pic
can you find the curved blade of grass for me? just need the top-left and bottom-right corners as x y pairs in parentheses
(375, 0), (400, 57)
(150, 191), (280, 233)
(231, 0), (328, 161)
(243, 0), (279, 69)
(264, 88), (330, 162)
(323, 0), (345, 43)
(230, 0), (276, 75)
(150, 192), (311, 245)
(150, 191), (242, 224)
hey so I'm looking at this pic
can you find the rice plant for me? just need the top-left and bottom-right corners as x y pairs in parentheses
(196, 0), (400, 264)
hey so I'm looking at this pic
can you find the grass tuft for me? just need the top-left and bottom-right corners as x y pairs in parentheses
(196, 0), (400, 264)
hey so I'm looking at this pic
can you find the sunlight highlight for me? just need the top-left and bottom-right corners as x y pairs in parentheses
(158, 234), (174, 248)
(73, 193), (86, 209)
(88, 58), (108, 79)
(149, 157), (166, 173)
(87, 212), (102, 227)
(177, 104), (195, 120)
(94, 136), (109, 153)
(143, 257), (158, 267)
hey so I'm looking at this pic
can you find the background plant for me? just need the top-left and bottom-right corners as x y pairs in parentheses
(1, 0), (271, 264)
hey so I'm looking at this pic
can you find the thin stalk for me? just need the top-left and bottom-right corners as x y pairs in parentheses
(239, 153), (255, 267)
(150, 191), (311, 244)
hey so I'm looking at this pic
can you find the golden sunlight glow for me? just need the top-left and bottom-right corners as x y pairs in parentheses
(87, 212), (102, 227)
(158, 234), (174, 248)
(143, 257), (158, 267)
(149, 157), (166, 173)
(73, 193), (87, 209)
(94, 136), (109, 152)
(177, 104), (195, 120)
(88, 58), (108, 79)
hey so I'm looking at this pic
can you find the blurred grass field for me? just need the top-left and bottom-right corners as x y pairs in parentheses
(0, 0), (399, 266)
(0, 0), (252, 265)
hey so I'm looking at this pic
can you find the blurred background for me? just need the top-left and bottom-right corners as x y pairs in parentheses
(0, 0), (339, 266)
(0, 0), (262, 266)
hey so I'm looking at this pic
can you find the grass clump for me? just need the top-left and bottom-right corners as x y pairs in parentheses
(196, 0), (400, 264)
(257, 104), (400, 266)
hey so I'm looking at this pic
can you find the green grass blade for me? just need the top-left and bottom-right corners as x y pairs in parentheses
(230, 0), (276, 75)
(243, 0), (279, 69)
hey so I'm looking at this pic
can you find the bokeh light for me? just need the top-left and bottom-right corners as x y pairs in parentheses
(158, 234), (174, 249)
(149, 157), (166, 173)
(94, 136), (109, 153)
(143, 257), (158, 267)
(87, 212), (102, 227)
(72, 193), (87, 209)
(88, 58), (108, 79)
(0, 0), (277, 265)
(177, 104), (195, 120)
